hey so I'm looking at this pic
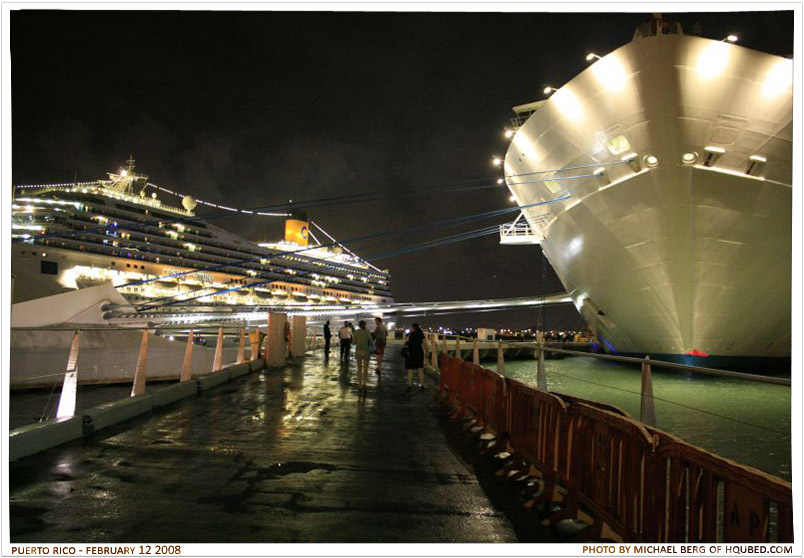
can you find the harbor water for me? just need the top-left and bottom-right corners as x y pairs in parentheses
(489, 356), (791, 481)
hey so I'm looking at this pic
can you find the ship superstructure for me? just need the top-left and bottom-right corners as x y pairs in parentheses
(502, 16), (792, 365)
(11, 160), (394, 309)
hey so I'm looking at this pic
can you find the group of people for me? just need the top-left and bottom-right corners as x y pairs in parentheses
(322, 318), (425, 393)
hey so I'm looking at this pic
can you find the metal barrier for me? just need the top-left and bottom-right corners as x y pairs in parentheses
(436, 354), (793, 543)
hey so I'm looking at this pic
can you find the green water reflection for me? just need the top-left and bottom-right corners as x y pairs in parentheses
(489, 356), (791, 481)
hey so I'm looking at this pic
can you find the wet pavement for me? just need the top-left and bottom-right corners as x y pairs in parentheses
(9, 351), (519, 543)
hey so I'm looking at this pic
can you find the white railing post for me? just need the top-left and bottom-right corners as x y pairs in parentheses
(56, 330), (80, 419)
(236, 327), (246, 364)
(441, 334), (447, 355)
(212, 327), (224, 372)
(431, 335), (438, 369)
(537, 347), (547, 391)
(472, 338), (480, 365)
(180, 329), (194, 382)
(497, 341), (505, 376)
(131, 329), (149, 397)
(640, 355), (656, 426)
(455, 337), (461, 360)
(250, 328), (260, 361)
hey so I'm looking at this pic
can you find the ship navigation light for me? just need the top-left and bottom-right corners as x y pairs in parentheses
(593, 167), (610, 185)
(622, 152), (642, 173)
(745, 154), (767, 177)
(702, 146), (725, 167)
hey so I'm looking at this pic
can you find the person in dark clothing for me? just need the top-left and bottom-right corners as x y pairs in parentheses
(323, 320), (332, 355)
(404, 323), (426, 392)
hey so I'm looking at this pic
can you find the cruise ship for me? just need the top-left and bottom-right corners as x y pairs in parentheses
(501, 15), (792, 368)
(11, 160), (394, 310)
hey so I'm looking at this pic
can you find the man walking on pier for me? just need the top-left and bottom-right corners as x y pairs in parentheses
(338, 321), (352, 361)
(323, 320), (332, 356)
(373, 316), (387, 375)
(353, 320), (372, 392)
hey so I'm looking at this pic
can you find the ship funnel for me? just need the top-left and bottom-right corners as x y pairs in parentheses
(284, 210), (310, 247)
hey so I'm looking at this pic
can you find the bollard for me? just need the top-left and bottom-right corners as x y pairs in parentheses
(640, 355), (656, 426)
(472, 338), (480, 365)
(131, 329), (149, 397)
(180, 328), (194, 382)
(212, 327), (224, 372)
(290, 316), (306, 357)
(236, 327), (246, 364)
(455, 337), (461, 360)
(56, 330), (80, 418)
(264, 312), (287, 367)
(250, 329), (260, 361)
(497, 341), (505, 376)
(536, 348), (547, 391)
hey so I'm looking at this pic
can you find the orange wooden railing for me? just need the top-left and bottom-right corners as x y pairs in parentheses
(437, 355), (793, 543)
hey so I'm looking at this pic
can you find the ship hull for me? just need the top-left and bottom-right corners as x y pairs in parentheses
(505, 33), (792, 361)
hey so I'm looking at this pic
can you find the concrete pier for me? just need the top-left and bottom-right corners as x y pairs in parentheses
(9, 352), (518, 543)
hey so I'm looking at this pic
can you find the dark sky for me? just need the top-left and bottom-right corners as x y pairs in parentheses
(10, 9), (794, 330)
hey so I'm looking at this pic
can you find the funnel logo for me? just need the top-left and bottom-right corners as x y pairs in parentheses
(284, 219), (310, 247)
(301, 226), (309, 240)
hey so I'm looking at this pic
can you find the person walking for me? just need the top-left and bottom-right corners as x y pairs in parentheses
(404, 323), (426, 392)
(373, 317), (387, 375)
(338, 321), (352, 361)
(353, 320), (372, 392)
(323, 320), (332, 356)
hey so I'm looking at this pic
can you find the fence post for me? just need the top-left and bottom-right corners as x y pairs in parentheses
(472, 338), (480, 365)
(640, 355), (656, 426)
(180, 329), (194, 382)
(431, 335), (438, 369)
(131, 329), (149, 397)
(290, 315), (307, 357)
(236, 327), (246, 364)
(497, 341), (505, 376)
(212, 327), (224, 372)
(56, 330), (80, 419)
(455, 337), (461, 360)
(536, 347), (547, 391)
(441, 334), (447, 355)
(264, 312), (287, 367)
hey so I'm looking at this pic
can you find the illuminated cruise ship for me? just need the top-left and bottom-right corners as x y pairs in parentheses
(11, 160), (394, 309)
(501, 15), (791, 367)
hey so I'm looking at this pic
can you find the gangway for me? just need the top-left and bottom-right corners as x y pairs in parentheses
(499, 212), (543, 245)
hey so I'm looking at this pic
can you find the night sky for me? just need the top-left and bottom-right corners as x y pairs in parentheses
(10, 9), (794, 330)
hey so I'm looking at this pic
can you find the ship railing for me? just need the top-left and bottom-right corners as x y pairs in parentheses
(431, 340), (793, 543)
(499, 220), (544, 245)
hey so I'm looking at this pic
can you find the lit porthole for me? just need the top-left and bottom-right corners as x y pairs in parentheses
(682, 152), (698, 164)
(644, 155), (659, 167)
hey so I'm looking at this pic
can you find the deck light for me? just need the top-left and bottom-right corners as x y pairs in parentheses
(509, 195), (516, 202)
(644, 155), (659, 167)
(497, 178), (505, 185)
(745, 154), (767, 176)
(723, 34), (738, 43)
(622, 152), (642, 172)
(504, 129), (514, 139)
(492, 157), (503, 167)
(682, 152), (698, 164)
(702, 146), (725, 167)
(586, 53), (601, 61)
(543, 86), (557, 95)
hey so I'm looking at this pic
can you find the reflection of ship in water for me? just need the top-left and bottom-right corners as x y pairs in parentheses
(502, 15), (792, 368)
(11, 159), (394, 308)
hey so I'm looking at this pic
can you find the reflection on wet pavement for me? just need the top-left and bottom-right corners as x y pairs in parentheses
(9, 352), (517, 543)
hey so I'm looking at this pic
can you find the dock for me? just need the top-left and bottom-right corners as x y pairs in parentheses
(9, 352), (520, 543)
